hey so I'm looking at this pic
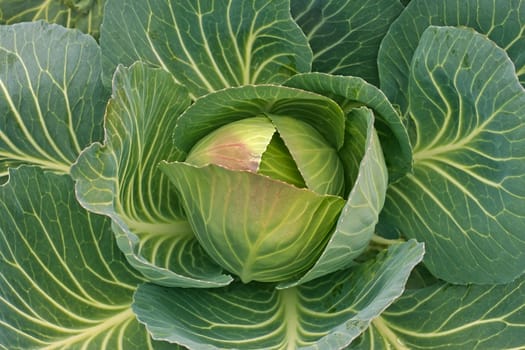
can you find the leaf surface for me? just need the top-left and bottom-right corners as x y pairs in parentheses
(279, 108), (388, 288)
(284, 72), (412, 182)
(291, 0), (404, 85)
(72, 62), (231, 288)
(159, 162), (346, 283)
(379, 26), (525, 284)
(0, 0), (105, 38)
(100, 0), (312, 97)
(379, 0), (525, 114)
(0, 21), (107, 180)
(173, 84), (345, 154)
(0, 166), (172, 349)
(352, 275), (525, 349)
(133, 241), (424, 350)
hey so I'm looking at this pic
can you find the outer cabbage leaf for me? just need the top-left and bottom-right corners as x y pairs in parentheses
(284, 72), (411, 182)
(279, 107), (388, 288)
(0, 21), (107, 181)
(351, 275), (525, 349)
(133, 241), (424, 350)
(379, 26), (525, 284)
(100, 0), (312, 97)
(0, 167), (176, 349)
(291, 0), (404, 86)
(0, 0), (105, 38)
(72, 62), (231, 288)
(378, 0), (525, 114)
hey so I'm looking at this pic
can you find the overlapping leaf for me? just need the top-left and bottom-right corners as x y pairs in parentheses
(100, 0), (312, 97)
(352, 275), (525, 349)
(0, 0), (105, 38)
(133, 241), (424, 350)
(379, 26), (525, 284)
(0, 21), (107, 181)
(291, 0), (404, 85)
(283, 72), (411, 182)
(72, 62), (231, 288)
(279, 108), (388, 288)
(0, 166), (172, 349)
(379, 0), (525, 114)
(172, 84), (346, 154)
(160, 162), (346, 283)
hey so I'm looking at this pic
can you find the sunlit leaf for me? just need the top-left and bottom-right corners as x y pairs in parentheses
(100, 0), (312, 97)
(72, 62), (231, 288)
(379, 26), (525, 284)
(133, 241), (424, 350)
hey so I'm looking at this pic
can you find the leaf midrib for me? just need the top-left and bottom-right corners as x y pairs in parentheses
(40, 307), (135, 350)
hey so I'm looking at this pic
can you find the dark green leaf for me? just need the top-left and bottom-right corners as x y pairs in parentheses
(0, 21), (107, 180)
(352, 275), (525, 349)
(379, 26), (525, 284)
(379, 0), (525, 114)
(0, 166), (164, 349)
(100, 0), (312, 97)
(0, 0), (104, 38)
(291, 0), (404, 85)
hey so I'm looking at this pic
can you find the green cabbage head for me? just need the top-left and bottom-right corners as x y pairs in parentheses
(159, 82), (394, 285)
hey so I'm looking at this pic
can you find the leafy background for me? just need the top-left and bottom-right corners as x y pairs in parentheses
(0, 0), (524, 349)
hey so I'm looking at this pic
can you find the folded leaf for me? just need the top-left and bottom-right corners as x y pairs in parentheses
(284, 72), (411, 182)
(279, 108), (388, 288)
(72, 62), (231, 288)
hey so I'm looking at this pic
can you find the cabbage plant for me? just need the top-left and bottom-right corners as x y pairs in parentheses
(0, 0), (524, 349)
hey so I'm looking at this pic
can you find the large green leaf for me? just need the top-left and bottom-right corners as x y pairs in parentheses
(378, 0), (525, 114)
(351, 275), (525, 349)
(159, 162), (346, 283)
(0, 0), (105, 38)
(283, 72), (412, 182)
(279, 108), (388, 288)
(133, 241), (424, 350)
(100, 0), (312, 97)
(0, 166), (173, 349)
(379, 26), (525, 284)
(71, 62), (231, 288)
(0, 21), (107, 181)
(291, 0), (404, 86)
